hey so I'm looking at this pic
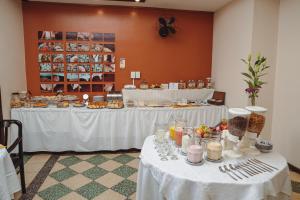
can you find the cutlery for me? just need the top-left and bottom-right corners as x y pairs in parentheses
(252, 158), (278, 170)
(219, 166), (238, 181)
(243, 161), (264, 173)
(238, 162), (260, 175)
(229, 164), (248, 178)
(224, 165), (242, 180)
(247, 159), (273, 172)
(234, 163), (255, 176)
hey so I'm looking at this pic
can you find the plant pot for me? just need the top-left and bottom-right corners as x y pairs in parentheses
(245, 106), (267, 136)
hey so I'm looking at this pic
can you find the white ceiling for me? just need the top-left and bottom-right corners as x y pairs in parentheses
(28, 0), (233, 12)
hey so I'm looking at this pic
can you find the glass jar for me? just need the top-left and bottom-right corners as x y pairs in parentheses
(187, 144), (203, 163)
(197, 80), (205, 89)
(228, 108), (251, 141)
(181, 127), (195, 154)
(10, 92), (22, 108)
(206, 139), (223, 161)
(175, 118), (187, 147)
(187, 80), (196, 89)
(206, 77), (214, 89)
(245, 106), (267, 136)
(178, 80), (186, 89)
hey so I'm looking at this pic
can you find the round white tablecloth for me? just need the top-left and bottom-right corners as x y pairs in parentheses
(137, 136), (292, 200)
(0, 148), (21, 200)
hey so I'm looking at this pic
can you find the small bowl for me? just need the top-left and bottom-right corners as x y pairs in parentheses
(255, 139), (273, 153)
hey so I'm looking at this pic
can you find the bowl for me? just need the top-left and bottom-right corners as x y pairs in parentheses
(255, 139), (273, 153)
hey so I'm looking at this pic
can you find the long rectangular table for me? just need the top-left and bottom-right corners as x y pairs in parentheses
(10, 106), (227, 152)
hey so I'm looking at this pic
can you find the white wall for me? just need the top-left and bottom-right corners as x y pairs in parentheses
(0, 0), (27, 118)
(271, 0), (300, 168)
(250, 0), (279, 139)
(212, 0), (255, 108)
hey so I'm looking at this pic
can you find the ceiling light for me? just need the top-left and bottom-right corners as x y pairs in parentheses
(135, 0), (140, 2)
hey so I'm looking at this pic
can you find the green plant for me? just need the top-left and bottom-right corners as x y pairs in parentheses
(241, 54), (270, 106)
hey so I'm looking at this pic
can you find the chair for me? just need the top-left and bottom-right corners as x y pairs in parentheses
(0, 90), (26, 194)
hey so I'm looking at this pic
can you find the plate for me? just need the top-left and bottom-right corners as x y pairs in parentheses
(73, 104), (85, 108)
(185, 157), (205, 166)
(205, 156), (223, 163)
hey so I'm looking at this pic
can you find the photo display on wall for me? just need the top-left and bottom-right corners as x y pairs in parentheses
(38, 31), (116, 93)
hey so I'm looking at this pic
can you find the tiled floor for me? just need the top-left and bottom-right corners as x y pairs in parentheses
(16, 152), (300, 200)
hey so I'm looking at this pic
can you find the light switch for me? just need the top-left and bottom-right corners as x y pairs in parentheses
(131, 71), (136, 79)
(135, 71), (141, 79)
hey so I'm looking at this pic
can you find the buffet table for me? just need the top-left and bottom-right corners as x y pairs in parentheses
(0, 148), (21, 200)
(10, 105), (227, 152)
(122, 88), (214, 102)
(137, 136), (292, 200)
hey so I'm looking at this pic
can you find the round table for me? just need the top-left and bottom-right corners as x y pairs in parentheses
(137, 136), (292, 200)
(0, 148), (21, 200)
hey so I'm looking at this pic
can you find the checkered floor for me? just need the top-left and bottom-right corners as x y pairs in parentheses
(20, 152), (300, 200)
(24, 152), (139, 200)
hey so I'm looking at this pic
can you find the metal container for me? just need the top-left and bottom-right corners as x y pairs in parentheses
(106, 92), (123, 102)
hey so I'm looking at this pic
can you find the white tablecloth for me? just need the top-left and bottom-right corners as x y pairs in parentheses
(122, 88), (214, 103)
(10, 106), (227, 152)
(137, 136), (292, 200)
(0, 148), (21, 200)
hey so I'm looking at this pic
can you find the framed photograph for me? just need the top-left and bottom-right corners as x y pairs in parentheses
(38, 31), (63, 40)
(103, 44), (115, 52)
(52, 54), (64, 62)
(90, 54), (102, 63)
(67, 64), (78, 72)
(92, 84), (103, 92)
(52, 63), (64, 72)
(79, 84), (90, 92)
(53, 84), (64, 93)
(103, 54), (115, 63)
(67, 73), (79, 81)
(38, 42), (54, 51)
(38, 53), (51, 62)
(66, 54), (78, 63)
(92, 64), (103, 72)
(79, 73), (90, 82)
(53, 73), (64, 82)
(67, 84), (79, 92)
(66, 42), (78, 52)
(104, 33), (115, 42)
(78, 64), (90, 72)
(77, 32), (90, 41)
(40, 73), (52, 82)
(104, 64), (115, 72)
(53, 42), (64, 51)
(91, 44), (104, 52)
(91, 33), (103, 41)
(39, 63), (52, 72)
(77, 43), (90, 52)
(40, 84), (52, 93)
(104, 83), (114, 92)
(66, 32), (78, 40)
(78, 54), (90, 63)
(92, 73), (103, 82)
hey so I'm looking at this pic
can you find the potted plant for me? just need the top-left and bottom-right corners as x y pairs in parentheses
(241, 54), (270, 138)
(241, 54), (270, 106)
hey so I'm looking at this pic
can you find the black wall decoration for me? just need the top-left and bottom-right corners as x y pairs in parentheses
(158, 17), (176, 38)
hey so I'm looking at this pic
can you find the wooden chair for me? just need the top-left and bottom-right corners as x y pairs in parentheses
(0, 89), (26, 194)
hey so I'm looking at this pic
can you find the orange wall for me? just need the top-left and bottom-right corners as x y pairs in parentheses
(22, 2), (213, 95)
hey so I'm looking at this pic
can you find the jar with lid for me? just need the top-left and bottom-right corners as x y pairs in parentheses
(187, 80), (196, 89)
(228, 108), (251, 141)
(175, 118), (187, 147)
(197, 80), (205, 89)
(178, 80), (186, 89)
(206, 77), (214, 89)
(10, 92), (22, 108)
